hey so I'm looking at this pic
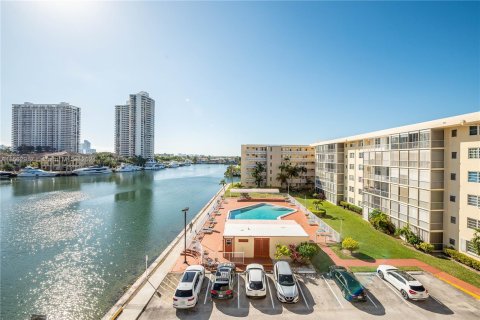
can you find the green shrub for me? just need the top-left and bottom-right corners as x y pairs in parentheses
(369, 209), (396, 235)
(274, 244), (291, 259)
(444, 248), (480, 271)
(396, 224), (422, 246)
(297, 242), (318, 260)
(339, 201), (363, 214)
(418, 242), (434, 253)
(342, 237), (359, 253)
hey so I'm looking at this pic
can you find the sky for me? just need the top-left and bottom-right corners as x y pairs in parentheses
(1, 1), (479, 156)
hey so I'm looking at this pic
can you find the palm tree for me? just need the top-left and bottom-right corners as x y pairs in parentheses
(224, 165), (236, 186)
(276, 172), (289, 189)
(251, 162), (266, 187)
(219, 179), (227, 194)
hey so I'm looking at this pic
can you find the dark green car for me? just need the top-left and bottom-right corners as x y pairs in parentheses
(328, 266), (367, 302)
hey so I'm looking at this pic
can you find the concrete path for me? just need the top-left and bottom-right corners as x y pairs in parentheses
(320, 245), (480, 299)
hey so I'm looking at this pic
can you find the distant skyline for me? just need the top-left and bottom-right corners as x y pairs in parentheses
(1, 1), (479, 156)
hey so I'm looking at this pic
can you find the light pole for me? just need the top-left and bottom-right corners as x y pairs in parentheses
(182, 207), (189, 264)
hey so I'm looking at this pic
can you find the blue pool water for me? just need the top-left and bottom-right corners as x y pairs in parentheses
(228, 203), (295, 220)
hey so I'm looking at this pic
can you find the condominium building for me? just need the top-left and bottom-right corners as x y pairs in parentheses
(241, 145), (315, 189)
(115, 92), (155, 159)
(312, 112), (480, 256)
(11, 102), (80, 153)
(80, 140), (96, 154)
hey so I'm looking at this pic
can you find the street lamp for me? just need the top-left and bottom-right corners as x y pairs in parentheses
(181, 207), (189, 264)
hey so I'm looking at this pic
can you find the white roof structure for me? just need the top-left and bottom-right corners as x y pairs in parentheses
(230, 188), (280, 194)
(223, 220), (309, 237)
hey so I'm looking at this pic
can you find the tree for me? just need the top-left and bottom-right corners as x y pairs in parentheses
(369, 209), (396, 235)
(274, 244), (291, 259)
(342, 237), (359, 254)
(276, 157), (307, 193)
(224, 165), (236, 186)
(472, 228), (480, 256)
(250, 162), (266, 187)
(219, 179), (226, 193)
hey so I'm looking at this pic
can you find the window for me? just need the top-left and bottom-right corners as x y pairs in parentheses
(451, 173), (456, 181)
(349, 153), (354, 158)
(358, 164), (363, 170)
(467, 217), (479, 229)
(468, 171), (480, 183)
(349, 197), (354, 203)
(358, 177), (363, 183)
(452, 152), (457, 159)
(468, 148), (480, 159)
(451, 129), (457, 137)
(349, 186), (354, 192)
(449, 238), (455, 246)
(450, 216), (456, 224)
(358, 189), (363, 194)
(467, 195), (480, 208)
(349, 164), (354, 169)
(359, 152), (364, 158)
(469, 125), (479, 136)
(466, 240), (479, 256)
(349, 175), (354, 181)
(238, 239), (248, 243)
(450, 195), (456, 202)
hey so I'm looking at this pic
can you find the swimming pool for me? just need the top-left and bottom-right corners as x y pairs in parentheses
(228, 203), (295, 220)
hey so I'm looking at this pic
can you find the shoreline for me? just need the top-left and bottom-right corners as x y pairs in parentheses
(102, 184), (228, 320)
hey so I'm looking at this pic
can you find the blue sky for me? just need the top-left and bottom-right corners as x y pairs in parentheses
(1, 1), (478, 155)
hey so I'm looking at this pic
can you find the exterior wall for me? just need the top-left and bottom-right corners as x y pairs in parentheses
(115, 92), (155, 159)
(241, 144), (314, 189)
(11, 102), (80, 153)
(312, 112), (480, 253)
(229, 236), (310, 258)
(444, 124), (480, 259)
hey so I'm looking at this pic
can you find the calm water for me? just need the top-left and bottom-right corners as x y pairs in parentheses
(0, 165), (230, 320)
(229, 203), (295, 220)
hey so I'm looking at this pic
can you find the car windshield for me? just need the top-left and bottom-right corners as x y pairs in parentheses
(181, 271), (196, 282)
(410, 285), (425, 292)
(213, 283), (230, 291)
(249, 281), (263, 290)
(279, 274), (295, 286)
(174, 289), (193, 297)
(395, 271), (416, 281)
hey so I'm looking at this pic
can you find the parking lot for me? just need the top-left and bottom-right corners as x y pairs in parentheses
(138, 270), (480, 320)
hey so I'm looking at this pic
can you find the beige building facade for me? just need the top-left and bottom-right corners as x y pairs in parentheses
(241, 144), (315, 189)
(311, 112), (480, 256)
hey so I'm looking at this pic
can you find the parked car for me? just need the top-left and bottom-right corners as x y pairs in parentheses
(328, 265), (367, 302)
(245, 264), (267, 298)
(273, 261), (299, 303)
(377, 265), (429, 300)
(211, 262), (236, 299)
(173, 265), (205, 309)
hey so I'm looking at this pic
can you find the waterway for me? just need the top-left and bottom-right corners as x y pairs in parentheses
(0, 165), (232, 320)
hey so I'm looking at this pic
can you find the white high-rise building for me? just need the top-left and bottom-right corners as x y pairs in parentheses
(80, 140), (96, 154)
(115, 91), (155, 159)
(11, 102), (80, 153)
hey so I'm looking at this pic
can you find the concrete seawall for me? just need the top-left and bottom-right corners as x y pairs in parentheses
(102, 185), (228, 320)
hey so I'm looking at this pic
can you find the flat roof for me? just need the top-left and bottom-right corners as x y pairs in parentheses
(311, 112), (480, 146)
(230, 188), (280, 194)
(223, 220), (309, 237)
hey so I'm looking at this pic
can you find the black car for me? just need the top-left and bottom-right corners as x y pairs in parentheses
(211, 263), (236, 299)
(328, 266), (367, 302)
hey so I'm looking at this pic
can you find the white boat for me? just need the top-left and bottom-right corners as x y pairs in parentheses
(144, 160), (165, 170)
(73, 166), (112, 176)
(132, 165), (143, 171)
(115, 164), (136, 172)
(168, 161), (179, 168)
(183, 160), (192, 166)
(17, 166), (58, 178)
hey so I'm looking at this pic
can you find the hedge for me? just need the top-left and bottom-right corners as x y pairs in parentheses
(444, 248), (480, 271)
(339, 201), (363, 214)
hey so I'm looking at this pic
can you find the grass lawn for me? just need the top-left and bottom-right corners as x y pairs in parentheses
(295, 196), (480, 288)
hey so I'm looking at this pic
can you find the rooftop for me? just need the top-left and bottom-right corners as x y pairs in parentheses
(223, 219), (309, 237)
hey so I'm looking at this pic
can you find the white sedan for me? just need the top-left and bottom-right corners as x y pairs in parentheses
(245, 264), (267, 297)
(377, 265), (429, 300)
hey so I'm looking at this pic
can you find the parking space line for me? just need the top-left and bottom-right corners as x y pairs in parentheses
(203, 274), (212, 304)
(295, 276), (310, 310)
(237, 274), (240, 309)
(266, 275), (275, 309)
(375, 274), (410, 306)
(161, 280), (177, 292)
(164, 276), (179, 288)
(366, 294), (378, 309)
(322, 275), (344, 309)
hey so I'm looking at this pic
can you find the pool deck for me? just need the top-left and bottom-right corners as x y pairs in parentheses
(171, 197), (327, 273)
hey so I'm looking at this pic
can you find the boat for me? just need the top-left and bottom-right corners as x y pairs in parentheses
(168, 161), (179, 168)
(132, 165), (143, 171)
(115, 164), (136, 172)
(72, 166), (112, 176)
(17, 166), (58, 178)
(144, 160), (165, 170)
(183, 160), (192, 166)
(0, 171), (17, 179)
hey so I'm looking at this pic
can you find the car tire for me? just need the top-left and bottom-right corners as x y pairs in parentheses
(378, 270), (384, 279)
(401, 289), (409, 300)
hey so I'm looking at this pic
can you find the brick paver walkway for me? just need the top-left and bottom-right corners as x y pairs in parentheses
(321, 245), (480, 299)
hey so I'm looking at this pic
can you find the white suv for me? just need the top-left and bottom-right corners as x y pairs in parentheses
(377, 265), (429, 300)
(173, 265), (205, 309)
(245, 264), (266, 298)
